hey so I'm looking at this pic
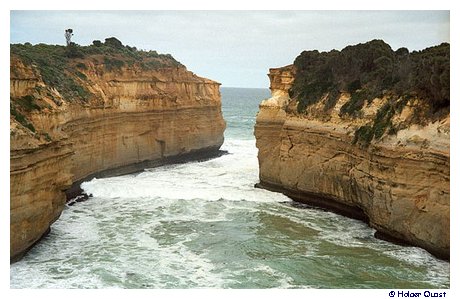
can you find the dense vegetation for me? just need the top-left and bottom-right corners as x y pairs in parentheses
(289, 40), (449, 145)
(290, 40), (449, 115)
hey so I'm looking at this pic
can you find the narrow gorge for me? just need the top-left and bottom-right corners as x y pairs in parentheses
(10, 40), (226, 262)
(255, 40), (450, 260)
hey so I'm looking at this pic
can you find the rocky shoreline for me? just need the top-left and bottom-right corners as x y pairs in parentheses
(255, 181), (369, 222)
(254, 181), (448, 260)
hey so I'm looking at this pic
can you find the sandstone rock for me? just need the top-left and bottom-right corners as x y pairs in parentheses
(255, 66), (449, 260)
(10, 54), (225, 262)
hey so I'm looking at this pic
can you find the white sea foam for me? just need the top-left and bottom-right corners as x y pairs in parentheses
(81, 139), (289, 204)
(251, 265), (296, 288)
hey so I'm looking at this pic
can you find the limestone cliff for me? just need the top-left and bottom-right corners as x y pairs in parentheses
(10, 41), (225, 261)
(255, 41), (449, 259)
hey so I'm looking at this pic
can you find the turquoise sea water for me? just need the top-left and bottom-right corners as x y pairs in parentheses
(10, 87), (449, 288)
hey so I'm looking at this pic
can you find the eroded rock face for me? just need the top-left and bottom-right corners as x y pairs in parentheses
(10, 55), (225, 261)
(255, 66), (449, 259)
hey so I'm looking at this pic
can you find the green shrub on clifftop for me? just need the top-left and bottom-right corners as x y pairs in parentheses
(10, 103), (35, 133)
(352, 101), (397, 145)
(103, 57), (125, 71)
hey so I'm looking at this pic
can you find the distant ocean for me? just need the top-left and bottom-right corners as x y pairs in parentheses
(10, 87), (449, 288)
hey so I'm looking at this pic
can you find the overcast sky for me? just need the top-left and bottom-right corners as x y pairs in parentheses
(10, 10), (449, 88)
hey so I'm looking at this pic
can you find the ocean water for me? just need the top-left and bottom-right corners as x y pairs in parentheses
(10, 87), (449, 288)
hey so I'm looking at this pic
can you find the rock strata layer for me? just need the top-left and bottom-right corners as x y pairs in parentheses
(255, 66), (449, 260)
(10, 53), (225, 261)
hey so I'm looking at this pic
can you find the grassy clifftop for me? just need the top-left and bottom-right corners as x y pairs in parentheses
(11, 37), (183, 101)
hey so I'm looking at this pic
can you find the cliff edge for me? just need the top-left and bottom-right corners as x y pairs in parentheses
(255, 40), (449, 259)
(10, 39), (226, 262)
